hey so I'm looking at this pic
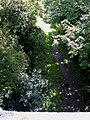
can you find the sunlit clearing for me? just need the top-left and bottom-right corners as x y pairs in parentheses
(36, 16), (54, 33)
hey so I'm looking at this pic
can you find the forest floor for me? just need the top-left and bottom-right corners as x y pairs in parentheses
(52, 36), (83, 112)
(36, 17), (84, 112)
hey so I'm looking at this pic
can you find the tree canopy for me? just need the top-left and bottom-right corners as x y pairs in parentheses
(0, 0), (90, 111)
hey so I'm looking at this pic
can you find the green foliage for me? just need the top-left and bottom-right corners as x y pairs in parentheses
(44, 0), (90, 103)
(0, 28), (28, 105)
(79, 42), (90, 71)
(0, 0), (89, 111)
(0, 0), (48, 110)
(0, 0), (47, 72)
(0, 0), (47, 73)
(44, 0), (90, 74)
(43, 34), (63, 111)
(24, 27), (47, 72)
(3, 72), (48, 111)
(0, 0), (37, 27)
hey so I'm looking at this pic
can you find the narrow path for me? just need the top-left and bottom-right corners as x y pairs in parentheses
(36, 16), (83, 112)
(52, 38), (82, 112)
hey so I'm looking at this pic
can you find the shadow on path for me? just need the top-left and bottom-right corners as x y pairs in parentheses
(52, 40), (82, 112)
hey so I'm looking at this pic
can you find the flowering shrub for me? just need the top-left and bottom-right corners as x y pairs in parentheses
(3, 71), (48, 111)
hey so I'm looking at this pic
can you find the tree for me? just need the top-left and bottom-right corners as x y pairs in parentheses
(0, 27), (28, 106)
(44, 0), (90, 77)
(0, 0), (48, 110)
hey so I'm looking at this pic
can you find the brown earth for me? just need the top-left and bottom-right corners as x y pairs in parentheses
(52, 39), (83, 112)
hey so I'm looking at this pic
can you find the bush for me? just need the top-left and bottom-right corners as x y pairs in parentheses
(0, 28), (28, 105)
(3, 71), (48, 111)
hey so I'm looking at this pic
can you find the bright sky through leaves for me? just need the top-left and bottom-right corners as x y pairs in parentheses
(36, 16), (53, 33)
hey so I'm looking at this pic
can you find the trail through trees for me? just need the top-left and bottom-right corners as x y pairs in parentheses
(52, 37), (83, 112)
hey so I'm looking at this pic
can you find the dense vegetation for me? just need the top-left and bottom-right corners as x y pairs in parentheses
(0, 0), (47, 111)
(44, 0), (90, 110)
(0, 0), (90, 111)
(0, 0), (63, 111)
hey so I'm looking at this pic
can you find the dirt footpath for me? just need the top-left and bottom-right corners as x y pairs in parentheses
(52, 40), (82, 112)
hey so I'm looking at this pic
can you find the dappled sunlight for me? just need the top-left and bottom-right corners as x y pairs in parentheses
(63, 59), (69, 64)
(47, 64), (52, 67)
(61, 62), (64, 64)
(56, 52), (58, 54)
(55, 63), (59, 65)
(52, 39), (59, 46)
(36, 16), (54, 33)
(1, 0), (88, 113)
(22, 0), (29, 2)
